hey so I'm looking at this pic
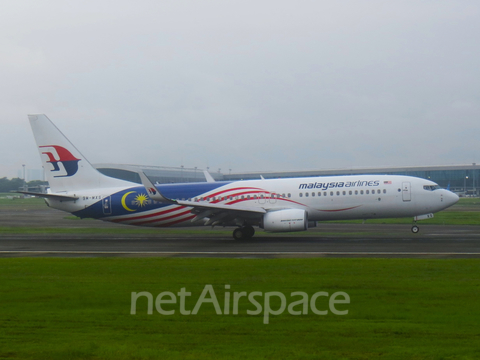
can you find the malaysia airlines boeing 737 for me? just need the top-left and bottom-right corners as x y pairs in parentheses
(19, 114), (459, 239)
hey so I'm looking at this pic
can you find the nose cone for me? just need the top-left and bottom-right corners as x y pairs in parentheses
(444, 190), (459, 208)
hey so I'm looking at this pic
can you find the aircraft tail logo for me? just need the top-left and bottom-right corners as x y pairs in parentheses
(39, 145), (81, 177)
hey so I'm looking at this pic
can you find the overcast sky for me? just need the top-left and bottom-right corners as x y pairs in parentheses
(1, 0), (479, 179)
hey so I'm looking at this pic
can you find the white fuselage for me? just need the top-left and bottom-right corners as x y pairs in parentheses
(46, 174), (459, 227)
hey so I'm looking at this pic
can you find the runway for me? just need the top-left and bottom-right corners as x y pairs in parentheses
(1, 207), (480, 258)
(2, 226), (480, 258)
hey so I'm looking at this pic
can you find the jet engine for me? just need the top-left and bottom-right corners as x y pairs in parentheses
(262, 209), (308, 232)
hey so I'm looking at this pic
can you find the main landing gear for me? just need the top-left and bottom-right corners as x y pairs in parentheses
(232, 225), (255, 240)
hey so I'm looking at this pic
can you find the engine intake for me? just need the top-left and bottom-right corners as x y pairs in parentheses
(262, 209), (308, 232)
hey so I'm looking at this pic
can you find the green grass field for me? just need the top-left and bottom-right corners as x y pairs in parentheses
(0, 194), (46, 207)
(1, 258), (480, 359)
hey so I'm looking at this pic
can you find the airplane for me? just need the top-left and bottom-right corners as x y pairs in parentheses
(18, 114), (459, 239)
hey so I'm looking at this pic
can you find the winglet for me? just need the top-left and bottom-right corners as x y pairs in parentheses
(138, 172), (176, 204)
(204, 170), (215, 183)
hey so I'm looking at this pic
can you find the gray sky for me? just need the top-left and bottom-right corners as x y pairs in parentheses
(2, 0), (479, 179)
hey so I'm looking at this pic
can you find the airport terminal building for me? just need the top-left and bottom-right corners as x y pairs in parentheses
(95, 163), (480, 196)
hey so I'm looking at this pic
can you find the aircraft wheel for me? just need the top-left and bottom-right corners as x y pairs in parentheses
(233, 228), (245, 240)
(244, 225), (255, 238)
(411, 225), (420, 234)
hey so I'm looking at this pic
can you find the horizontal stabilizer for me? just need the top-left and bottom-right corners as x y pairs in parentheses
(13, 191), (79, 201)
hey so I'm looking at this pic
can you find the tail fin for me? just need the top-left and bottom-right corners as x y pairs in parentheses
(29, 114), (135, 192)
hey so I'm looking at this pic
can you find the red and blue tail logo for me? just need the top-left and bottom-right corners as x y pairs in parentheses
(40, 145), (80, 177)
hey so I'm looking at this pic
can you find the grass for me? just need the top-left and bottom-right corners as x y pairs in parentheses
(0, 258), (480, 359)
(0, 195), (45, 208)
(327, 211), (480, 225)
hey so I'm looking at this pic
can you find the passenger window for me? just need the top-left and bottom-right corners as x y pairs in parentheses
(330, 191), (334, 196)
(241, 195), (244, 199)
(312, 192), (315, 197)
(247, 195), (250, 199)
(305, 192), (309, 197)
(366, 190), (369, 194)
(324, 192), (327, 196)
(300, 193), (303, 197)
(342, 191), (346, 195)
(318, 192), (321, 196)
(383, 189), (386, 194)
(360, 190), (364, 195)
(355, 190), (358, 195)
(288, 193), (291, 198)
(336, 191), (340, 196)
(349, 191), (352, 195)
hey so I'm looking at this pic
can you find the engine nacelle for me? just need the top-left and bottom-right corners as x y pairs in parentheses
(262, 209), (308, 232)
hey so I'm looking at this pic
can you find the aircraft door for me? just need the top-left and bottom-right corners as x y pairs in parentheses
(102, 196), (112, 215)
(269, 193), (277, 204)
(402, 182), (411, 202)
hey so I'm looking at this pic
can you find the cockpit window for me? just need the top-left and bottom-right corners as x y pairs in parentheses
(423, 185), (441, 191)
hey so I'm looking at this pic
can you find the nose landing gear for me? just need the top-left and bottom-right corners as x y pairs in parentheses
(410, 213), (434, 233)
(411, 218), (420, 233)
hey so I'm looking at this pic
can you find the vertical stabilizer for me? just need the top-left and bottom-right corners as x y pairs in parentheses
(28, 114), (135, 192)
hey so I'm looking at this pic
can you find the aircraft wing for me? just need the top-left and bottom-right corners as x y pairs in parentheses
(13, 191), (79, 201)
(175, 200), (266, 214)
(138, 172), (266, 225)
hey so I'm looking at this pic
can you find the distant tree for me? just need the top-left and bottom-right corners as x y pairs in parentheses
(27, 180), (48, 187)
(0, 177), (8, 192)
(0, 177), (26, 192)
